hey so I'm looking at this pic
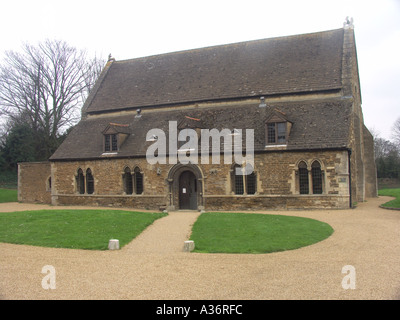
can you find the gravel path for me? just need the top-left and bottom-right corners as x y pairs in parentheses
(0, 197), (399, 300)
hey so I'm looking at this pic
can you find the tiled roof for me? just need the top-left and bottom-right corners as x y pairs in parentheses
(50, 98), (352, 160)
(85, 29), (344, 113)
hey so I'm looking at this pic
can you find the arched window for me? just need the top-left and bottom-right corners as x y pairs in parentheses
(246, 171), (257, 195)
(46, 176), (52, 192)
(232, 164), (244, 195)
(77, 169), (85, 194)
(123, 167), (133, 195)
(298, 161), (309, 195)
(231, 163), (257, 195)
(86, 168), (94, 194)
(133, 167), (143, 194)
(311, 161), (323, 194)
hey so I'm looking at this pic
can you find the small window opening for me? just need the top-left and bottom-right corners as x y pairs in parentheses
(86, 168), (94, 194)
(105, 134), (118, 152)
(77, 169), (85, 194)
(267, 123), (276, 144)
(232, 164), (244, 195)
(298, 161), (309, 195)
(311, 161), (323, 194)
(266, 121), (287, 144)
(134, 167), (143, 195)
(246, 172), (257, 195)
(277, 123), (286, 143)
(124, 167), (133, 195)
(111, 134), (118, 151)
(46, 177), (52, 192)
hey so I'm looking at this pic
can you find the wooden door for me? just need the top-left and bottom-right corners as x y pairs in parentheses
(179, 171), (197, 210)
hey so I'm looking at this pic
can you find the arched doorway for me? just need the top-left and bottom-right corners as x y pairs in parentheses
(167, 164), (204, 211)
(179, 170), (197, 210)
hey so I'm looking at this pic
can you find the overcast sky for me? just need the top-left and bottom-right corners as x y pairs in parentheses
(1, 0), (399, 141)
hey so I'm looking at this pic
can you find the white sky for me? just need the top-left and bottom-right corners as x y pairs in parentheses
(1, 0), (400, 140)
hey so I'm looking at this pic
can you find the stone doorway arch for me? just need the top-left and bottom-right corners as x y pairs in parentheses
(167, 164), (204, 211)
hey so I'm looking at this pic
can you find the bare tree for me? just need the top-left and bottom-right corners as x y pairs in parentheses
(0, 40), (104, 157)
(392, 116), (400, 146)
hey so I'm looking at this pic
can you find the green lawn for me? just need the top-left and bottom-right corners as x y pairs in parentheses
(0, 209), (167, 250)
(190, 212), (334, 254)
(378, 188), (400, 209)
(0, 188), (18, 203)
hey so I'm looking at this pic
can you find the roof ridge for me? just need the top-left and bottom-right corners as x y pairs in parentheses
(113, 28), (344, 64)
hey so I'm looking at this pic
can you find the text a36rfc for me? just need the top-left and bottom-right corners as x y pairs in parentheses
(156, 304), (242, 317)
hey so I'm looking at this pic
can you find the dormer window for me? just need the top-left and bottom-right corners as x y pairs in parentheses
(104, 134), (118, 152)
(102, 123), (130, 154)
(265, 109), (292, 146)
(267, 122), (287, 144)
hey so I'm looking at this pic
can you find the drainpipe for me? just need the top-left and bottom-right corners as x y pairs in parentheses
(348, 148), (352, 208)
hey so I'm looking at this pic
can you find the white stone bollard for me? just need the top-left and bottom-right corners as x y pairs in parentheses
(108, 239), (120, 250)
(183, 240), (195, 252)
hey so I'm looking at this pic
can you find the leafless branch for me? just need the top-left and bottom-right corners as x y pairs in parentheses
(392, 116), (400, 146)
(0, 39), (105, 139)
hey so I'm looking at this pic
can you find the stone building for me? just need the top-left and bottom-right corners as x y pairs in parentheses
(18, 24), (377, 210)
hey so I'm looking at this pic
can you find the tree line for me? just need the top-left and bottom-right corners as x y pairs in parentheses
(0, 40), (105, 175)
(373, 119), (400, 180)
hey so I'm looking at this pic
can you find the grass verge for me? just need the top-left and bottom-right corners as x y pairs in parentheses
(378, 188), (400, 209)
(0, 188), (18, 203)
(190, 212), (333, 254)
(0, 209), (167, 250)
(0, 189), (18, 203)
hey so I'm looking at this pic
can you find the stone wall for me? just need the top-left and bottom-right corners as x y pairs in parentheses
(50, 149), (350, 210)
(55, 194), (168, 210)
(18, 162), (51, 204)
(51, 158), (168, 210)
(363, 124), (378, 198)
(341, 26), (378, 203)
(204, 195), (349, 211)
(347, 110), (378, 203)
